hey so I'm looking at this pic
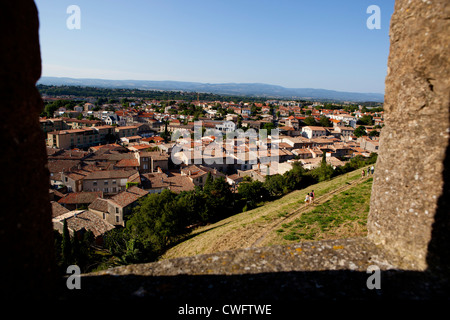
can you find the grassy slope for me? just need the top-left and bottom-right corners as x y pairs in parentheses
(266, 177), (372, 246)
(161, 167), (372, 260)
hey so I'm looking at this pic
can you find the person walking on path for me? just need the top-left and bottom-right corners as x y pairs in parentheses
(304, 193), (310, 205)
(362, 169), (365, 178)
(371, 166), (374, 175)
(310, 190), (315, 204)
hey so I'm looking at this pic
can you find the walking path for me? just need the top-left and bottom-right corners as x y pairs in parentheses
(250, 175), (372, 247)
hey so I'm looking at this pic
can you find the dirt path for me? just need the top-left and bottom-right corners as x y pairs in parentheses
(162, 170), (373, 260)
(249, 175), (371, 248)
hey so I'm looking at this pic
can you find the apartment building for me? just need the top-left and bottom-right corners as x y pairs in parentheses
(82, 169), (140, 195)
(47, 125), (115, 149)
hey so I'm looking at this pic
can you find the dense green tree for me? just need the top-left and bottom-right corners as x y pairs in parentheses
(61, 219), (72, 266)
(358, 115), (374, 126)
(203, 172), (213, 193)
(237, 180), (267, 208)
(354, 125), (367, 137)
(264, 174), (285, 197)
(126, 190), (190, 256)
(176, 190), (207, 224)
(319, 115), (332, 127)
(303, 116), (317, 126)
(203, 177), (234, 221)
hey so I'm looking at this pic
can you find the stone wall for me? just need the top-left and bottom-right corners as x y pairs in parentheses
(0, 1), (56, 298)
(367, 0), (450, 271)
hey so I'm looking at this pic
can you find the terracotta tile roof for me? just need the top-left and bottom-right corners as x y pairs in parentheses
(143, 136), (164, 142)
(58, 191), (103, 205)
(115, 159), (140, 168)
(303, 126), (327, 131)
(128, 144), (153, 151)
(142, 172), (195, 193)
(109, 186), (148, 208)
(88, 198), (109, 213)
(115, 125), (139, 130)
(139, 151), (169, 160)
(279, 126), (295, 131)
(47, 149), (89, 160)
(51, 201), (70, 218)
(53, 210), (115, 238)
(47, 159), (81, 174)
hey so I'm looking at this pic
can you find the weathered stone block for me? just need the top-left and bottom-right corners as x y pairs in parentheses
(368, 0), (450, 271)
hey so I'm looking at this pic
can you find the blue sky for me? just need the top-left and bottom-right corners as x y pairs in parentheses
(35, 0), (395, 94)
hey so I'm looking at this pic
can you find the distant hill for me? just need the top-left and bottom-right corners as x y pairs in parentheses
(38, 76), (384, 102)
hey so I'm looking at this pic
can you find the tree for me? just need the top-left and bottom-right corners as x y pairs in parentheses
(264, 174), (285, 197)
(237, 180), (267, 208)
(354, 125), (367, 137)
(262, 122), (275, 132)
(43, 101), (60, 118)
(61, 219), (72, 266)
(358, 115), (374, 126)
(126, 190), (190, 256)
(282, 162), (307, 192)
(303, 116), (317, 126)
(321, 150), (327, 166)
(176, 190), (207, 224)
(203, 172), (213, 193)
(203, 177), (233, 221)
(311, 152), (334, 182)
(319, 115), (332, 127)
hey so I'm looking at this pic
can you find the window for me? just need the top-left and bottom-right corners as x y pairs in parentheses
(112, 180), (116, 185)
(104, 180), (108, 185)
(115, 216), (120, 223)
(115, 207), (119, 214)
(93, 181), (97, 186)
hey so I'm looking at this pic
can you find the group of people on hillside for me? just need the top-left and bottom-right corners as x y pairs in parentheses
(304, 190), (315, 205)
(362, 165), (375, 178)
(304, 165), (375, 205)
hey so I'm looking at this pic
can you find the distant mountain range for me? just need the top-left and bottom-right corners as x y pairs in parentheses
(38, 76), (384, 102)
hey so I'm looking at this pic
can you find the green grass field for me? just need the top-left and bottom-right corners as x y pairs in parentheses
(161, 167), (373, 260)
(274, 177), (372, 244)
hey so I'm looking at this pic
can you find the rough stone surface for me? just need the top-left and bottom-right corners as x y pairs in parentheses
(62, 238), (447, 300)
(0, 1), (55, 298)
(367, 0), (450, 271)
(93, 238), (395, 277)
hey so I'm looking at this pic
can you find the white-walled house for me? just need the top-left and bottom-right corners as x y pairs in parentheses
(301, 126), (327, 139)
(215, 120), (236, 133)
